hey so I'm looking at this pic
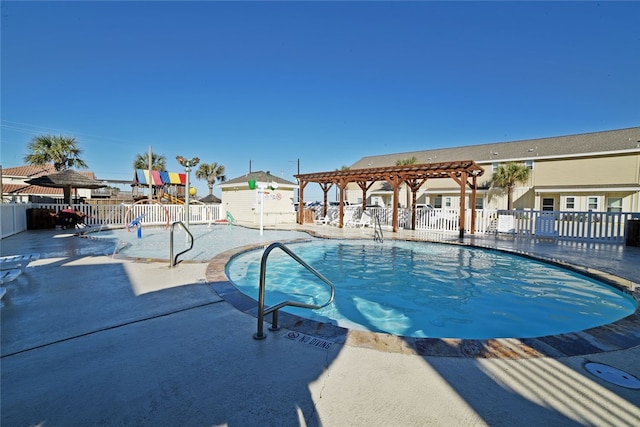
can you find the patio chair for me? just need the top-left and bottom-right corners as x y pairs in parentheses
(1, 253), (40, 273)
(314, 215), (330, 226)
(350, 211), (372, 228)
(344, 208), (362, 227)
(495, 214), (516, 237)
(535, 212), (558, 241)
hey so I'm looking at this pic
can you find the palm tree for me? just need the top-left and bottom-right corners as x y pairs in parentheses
(133, 152), (166, 171)
(24, 135), (88, 171)
(195, 162), (226, 195)
(491, 162), (531, 209)
(24, 135), (89, 204)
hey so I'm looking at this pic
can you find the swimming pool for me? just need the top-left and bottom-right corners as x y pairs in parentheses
(86, 224), (312, 261)
(226, 240), (637, 339)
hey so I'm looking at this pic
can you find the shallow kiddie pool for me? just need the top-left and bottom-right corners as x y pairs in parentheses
(226, 240), (637, 340)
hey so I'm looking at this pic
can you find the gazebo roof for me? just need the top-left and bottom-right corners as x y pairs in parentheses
(295, 160), (484, 183)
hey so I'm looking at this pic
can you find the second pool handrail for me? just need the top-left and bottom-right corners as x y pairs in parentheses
(254, 242), (335, 340)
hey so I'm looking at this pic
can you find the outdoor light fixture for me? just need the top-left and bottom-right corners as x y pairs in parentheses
(176, 155), (200, 229)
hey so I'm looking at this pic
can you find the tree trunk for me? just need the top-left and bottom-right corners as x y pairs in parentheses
(63, 186), (72, 205)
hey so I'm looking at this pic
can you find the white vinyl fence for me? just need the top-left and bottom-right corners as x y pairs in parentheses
(2, 202), (638, 244)
(0, 203), (29, 238)
(309, 205), (638, 244)
(0, 203), (224, 238)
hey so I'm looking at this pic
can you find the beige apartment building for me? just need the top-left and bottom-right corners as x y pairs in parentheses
(346, 127), (640, 213)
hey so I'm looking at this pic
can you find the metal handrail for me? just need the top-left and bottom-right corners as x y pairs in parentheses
(254, 242), (336, 340)
(169, 221), (194, 267)
(374, 213), (384, 243)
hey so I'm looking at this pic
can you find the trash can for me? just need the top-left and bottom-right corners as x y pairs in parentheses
(626, 219), (640, 247)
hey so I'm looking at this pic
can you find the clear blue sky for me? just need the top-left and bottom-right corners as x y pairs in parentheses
(2, 1), (639, 200)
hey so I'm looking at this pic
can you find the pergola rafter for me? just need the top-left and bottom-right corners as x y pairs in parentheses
(296, 160), (484, 237)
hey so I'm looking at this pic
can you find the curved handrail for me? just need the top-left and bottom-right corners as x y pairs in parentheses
(254, 242), (336, 339)
(373, 212), (384, 243)
(169, 221), (194, 267)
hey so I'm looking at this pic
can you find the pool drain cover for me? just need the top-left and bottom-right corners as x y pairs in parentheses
(584, 362), (640, 389)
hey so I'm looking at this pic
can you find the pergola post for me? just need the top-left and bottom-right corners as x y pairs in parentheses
(338, 179), (349, 228)
(470, 175), (477, 235)
(298, 180), (307, 224)
(458, 171), (467, 239)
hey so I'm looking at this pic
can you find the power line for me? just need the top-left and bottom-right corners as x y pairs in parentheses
(0, 120), (137, 147)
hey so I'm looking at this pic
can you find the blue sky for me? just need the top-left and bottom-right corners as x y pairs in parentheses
(2, 1), (639, 200)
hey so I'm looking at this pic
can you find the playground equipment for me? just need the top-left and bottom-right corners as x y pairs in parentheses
(124, 199), (170, 232)
(128, 213), (145, 238)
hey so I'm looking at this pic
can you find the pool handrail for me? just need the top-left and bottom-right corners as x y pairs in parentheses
(373, 212), (384, 243)
(169, 221), (194, 267)
(254, 242), (336, 340)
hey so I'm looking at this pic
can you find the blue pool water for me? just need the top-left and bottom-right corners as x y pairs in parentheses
(226, 240), (637, 339)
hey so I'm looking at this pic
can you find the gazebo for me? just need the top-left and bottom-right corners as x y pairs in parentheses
(295, 160), (484, 237)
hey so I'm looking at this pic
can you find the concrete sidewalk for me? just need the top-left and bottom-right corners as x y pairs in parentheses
(1, 228), (640, 426)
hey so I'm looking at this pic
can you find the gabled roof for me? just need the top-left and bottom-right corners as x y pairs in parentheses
(2, 164), (57, 178)
(221, 171), (297, 187)
(350, 127), (640, 169)
(6, 184), (64, 196)
(2, 164), (98, 180)
(2, 164), (99, 196)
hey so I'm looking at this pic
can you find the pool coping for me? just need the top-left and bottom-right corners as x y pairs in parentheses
(205, 232), (640, 359)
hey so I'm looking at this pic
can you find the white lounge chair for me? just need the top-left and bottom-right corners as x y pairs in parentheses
(314, 215), (330, 226)
(0, 269), (22, 289)
(344, 209), (363, 227)
(353, 211), (372, 228)
(0, 253), (40, 272)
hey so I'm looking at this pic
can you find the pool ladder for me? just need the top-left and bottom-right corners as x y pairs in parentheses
(169, 221), (194, 267)
(254, 242), (336, 340)
(373, 213), (384, 243)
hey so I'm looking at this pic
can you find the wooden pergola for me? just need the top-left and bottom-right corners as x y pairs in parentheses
(295, 160), (485, 238)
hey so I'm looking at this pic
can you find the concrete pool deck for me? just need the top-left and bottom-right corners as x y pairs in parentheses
(2, 226), (640, 426)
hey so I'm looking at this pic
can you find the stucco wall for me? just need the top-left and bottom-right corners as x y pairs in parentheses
(533, 154), (639, 186)
(221, 186), (296, 226)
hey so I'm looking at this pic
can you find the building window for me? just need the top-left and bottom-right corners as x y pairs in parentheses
(565, 197), (575, 210)
(542, 198), (555, 211)
(525, 160), (534, 170)
(434, 195), (442, 209)
(588, 197), (598, 210)
(492, 162), (499, 172)
(444, 197), (452, 208)
(607, 197), (622, 213)
(475, 197), (484, 210)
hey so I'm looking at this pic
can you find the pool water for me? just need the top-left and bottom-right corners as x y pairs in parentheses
(226, 240), (637, 339)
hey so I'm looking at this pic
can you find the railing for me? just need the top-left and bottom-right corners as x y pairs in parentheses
(254, 242), (335, 340)
(373, 212), (384, 243)
(169, 221), (194, 267)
